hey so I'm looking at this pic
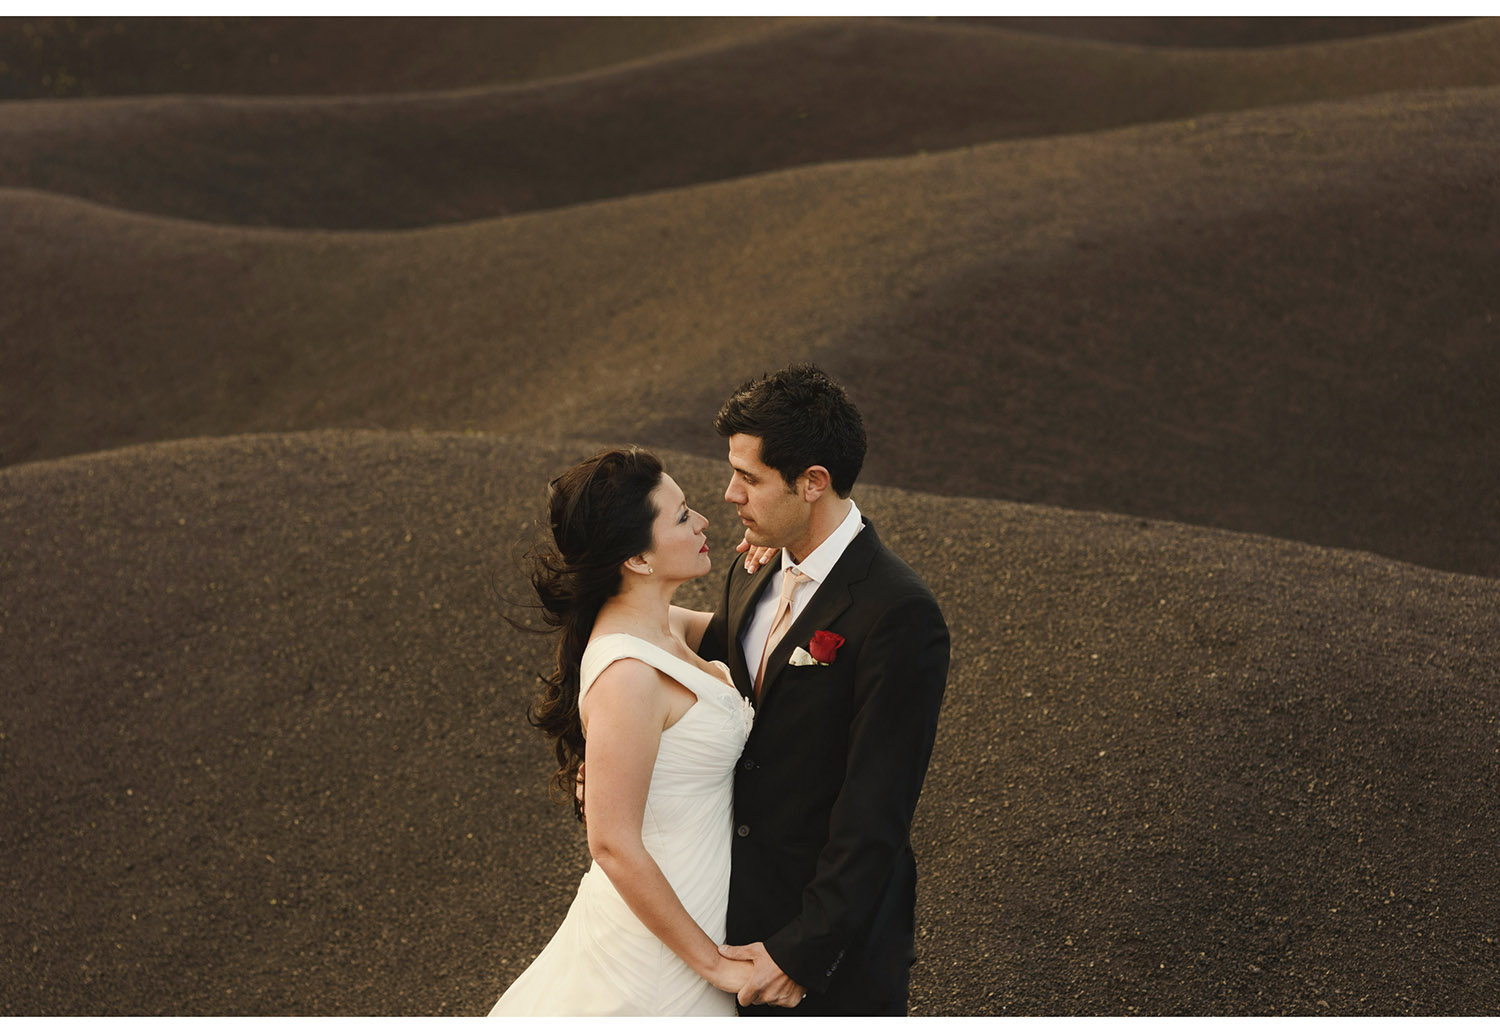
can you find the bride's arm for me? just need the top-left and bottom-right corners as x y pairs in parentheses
(581, 661), (751, 992)
(669, 606), (713, 651)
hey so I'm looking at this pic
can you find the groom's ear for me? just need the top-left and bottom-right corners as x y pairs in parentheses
(799, 465), (832, 502)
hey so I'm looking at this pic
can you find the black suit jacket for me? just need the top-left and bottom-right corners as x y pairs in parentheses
(699, 518), (949, 1014)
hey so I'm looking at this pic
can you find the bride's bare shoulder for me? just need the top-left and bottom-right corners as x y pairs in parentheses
(580, 654), (669, 726)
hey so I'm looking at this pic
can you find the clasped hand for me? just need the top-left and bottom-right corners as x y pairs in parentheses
(716, 941), (807, 1009)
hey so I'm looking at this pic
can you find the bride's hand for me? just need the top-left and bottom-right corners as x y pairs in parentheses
(736, 534), (778, 574)
(707, 954), (755, 994)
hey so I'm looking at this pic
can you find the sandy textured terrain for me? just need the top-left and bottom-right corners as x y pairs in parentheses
(2, 16), (1496, 1015)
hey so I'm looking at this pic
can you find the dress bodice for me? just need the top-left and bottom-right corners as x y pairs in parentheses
(581, 633), (754, 805)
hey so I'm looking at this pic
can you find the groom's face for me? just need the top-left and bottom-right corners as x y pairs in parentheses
(724, 433), (808, 551)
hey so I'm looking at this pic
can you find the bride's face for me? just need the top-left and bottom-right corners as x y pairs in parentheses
(643, 474), (711, 581)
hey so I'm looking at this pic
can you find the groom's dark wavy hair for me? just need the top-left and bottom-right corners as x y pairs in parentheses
(521, 446), (664, 822)
(713, 363), (867, 497)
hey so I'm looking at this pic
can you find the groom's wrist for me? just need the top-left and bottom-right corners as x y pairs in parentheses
(762, 935), (824, 995)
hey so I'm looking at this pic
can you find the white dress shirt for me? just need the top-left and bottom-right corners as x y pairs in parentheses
(739, 499), (864, 675)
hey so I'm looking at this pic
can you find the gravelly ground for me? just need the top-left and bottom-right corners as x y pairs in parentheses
(3, 433), (1495, 1015)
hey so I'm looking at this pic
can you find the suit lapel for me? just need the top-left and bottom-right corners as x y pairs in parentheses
(756, 520), (880, 707)
(726, 559), (779, 699)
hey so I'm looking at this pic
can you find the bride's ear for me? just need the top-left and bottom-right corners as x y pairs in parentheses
(623, 555), (654, 577)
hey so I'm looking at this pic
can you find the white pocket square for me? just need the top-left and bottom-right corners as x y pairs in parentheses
(788, 646), (819, 666)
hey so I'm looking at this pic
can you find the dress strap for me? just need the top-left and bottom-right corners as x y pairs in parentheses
(579, 633), (715, 704)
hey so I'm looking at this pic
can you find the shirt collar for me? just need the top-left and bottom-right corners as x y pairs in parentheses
(781, 498), (863, 585)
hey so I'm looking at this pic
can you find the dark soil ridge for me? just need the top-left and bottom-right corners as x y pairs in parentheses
(0, 17), (1464, 103)
(2, 431), (1496, 1015)
(4, 87), (1497, 578)
(941, 16), (1468, 50)
(2, 18), (1496, 228)
(0, 16), (793, 100)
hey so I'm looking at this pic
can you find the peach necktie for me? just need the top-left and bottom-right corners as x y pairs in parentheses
(755, 568), (811, 699)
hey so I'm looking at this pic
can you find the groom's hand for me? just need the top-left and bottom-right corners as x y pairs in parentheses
(717, 941), (806, 1008)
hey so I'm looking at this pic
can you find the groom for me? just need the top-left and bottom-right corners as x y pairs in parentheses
(698, 364), (949, 1016)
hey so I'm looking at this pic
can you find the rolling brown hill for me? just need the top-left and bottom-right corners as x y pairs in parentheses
(1, 18), (1497, 228)
(0, 15), (790, 99)
(947, 16), (1467, 49)
(3, 15), (1498, 1018)
(0, 17), (1462, 102)
(4, 87), (1497, 577)
(3, 434), (1496, 1014)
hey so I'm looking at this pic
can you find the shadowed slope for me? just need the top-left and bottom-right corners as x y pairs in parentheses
(0, 16), (789, 99)
(2, 433), (1496, 1014)
(2, 18), (1498, 227)
(4, 89), (1497, 576)
(950, 15), (1467, 49)
(1, 16), (1460, 102)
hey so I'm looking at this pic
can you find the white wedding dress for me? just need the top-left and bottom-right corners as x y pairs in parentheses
(490, 633), (754, 1016)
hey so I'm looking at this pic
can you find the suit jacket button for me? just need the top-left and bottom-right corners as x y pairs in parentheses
(736, 824), (750, 837)
(741, 758), (755, 771)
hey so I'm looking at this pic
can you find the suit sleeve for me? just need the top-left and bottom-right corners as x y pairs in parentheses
(763, 591), (949, 992)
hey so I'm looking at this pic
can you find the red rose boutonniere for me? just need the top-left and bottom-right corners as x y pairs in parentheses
(808, 630), (845, 664)
(789, 630), (845, 667)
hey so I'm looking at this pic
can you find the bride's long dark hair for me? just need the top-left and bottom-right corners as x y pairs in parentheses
(524, 446), (664, 821)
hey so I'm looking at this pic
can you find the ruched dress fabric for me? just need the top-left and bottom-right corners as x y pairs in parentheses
(490, 633), (755, 1016)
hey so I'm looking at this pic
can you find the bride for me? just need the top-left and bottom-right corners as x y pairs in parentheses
(490, 446), (758, 1015)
